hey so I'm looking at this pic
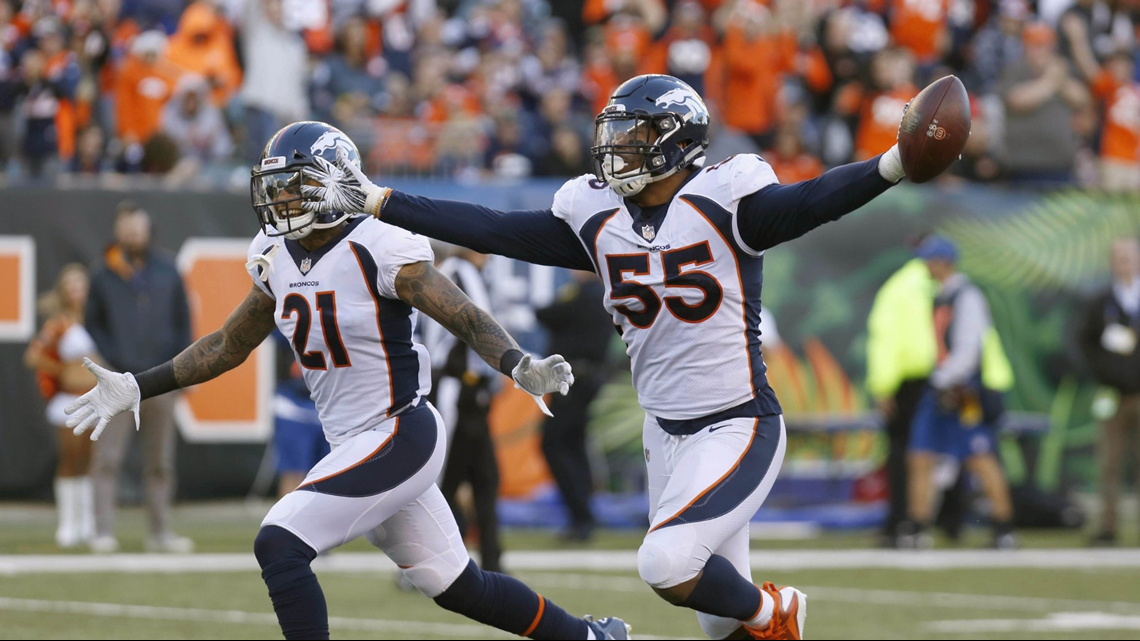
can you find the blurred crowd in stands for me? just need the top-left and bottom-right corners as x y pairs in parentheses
(0, 0), (1138, 189)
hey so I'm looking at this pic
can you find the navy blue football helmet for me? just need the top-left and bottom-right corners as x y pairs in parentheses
(251, 121), (361, 239)
(591, 74), (710, 197)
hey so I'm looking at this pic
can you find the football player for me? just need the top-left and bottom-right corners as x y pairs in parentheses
(64, 122), (630, 641)
(307, 75), (920, 640)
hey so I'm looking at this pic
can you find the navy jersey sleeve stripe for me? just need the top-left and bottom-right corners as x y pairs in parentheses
(381, 191), (595, 271)
(349, 241), (421, 415)
(737, 156), (893, 252)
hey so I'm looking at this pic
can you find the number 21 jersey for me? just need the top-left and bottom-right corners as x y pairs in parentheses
(246, 216), (434, 445)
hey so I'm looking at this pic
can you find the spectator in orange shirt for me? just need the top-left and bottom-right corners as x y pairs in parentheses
(889, 0), (949, 66)
(89, 0), (138, 88)
(34, 17), (80, 162)
(721, 2), (795, 148)
(581, 36), (619, 115)
(114, 31), (180, 153)
(764, 125), (824, 183)
(1092, 50), (1140, 191)
(647, 0), (718, 96)
(164, 1), (240, 108)
(853, 48), (917, 160)
(605, 11), (655, 63)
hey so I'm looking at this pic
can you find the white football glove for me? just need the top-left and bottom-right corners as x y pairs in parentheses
(302, 148), (391, 217)
(511, 354), (575, 417)
(879, 100), (909, 183)
(64, 357), (140, 440)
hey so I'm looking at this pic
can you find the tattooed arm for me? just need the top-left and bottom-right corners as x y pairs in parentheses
(394, 261), (575, 417)
(394, 261), (520, 373)
(134, 284), (278, 399)
(67, 285), (278, 440)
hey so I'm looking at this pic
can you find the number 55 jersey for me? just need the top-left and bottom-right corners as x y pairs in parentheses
(246, 216), (435, 445)
(552, 154), (782, 431)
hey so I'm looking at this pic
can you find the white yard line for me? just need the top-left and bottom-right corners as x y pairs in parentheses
(927, 612), (1140, 633)
(6, 552), (1140, 617)
(0, 597), (505, 638)
(6, 549), (1140, 576)
(516, 574), (1140, 616)
(0, 597), (680, 640)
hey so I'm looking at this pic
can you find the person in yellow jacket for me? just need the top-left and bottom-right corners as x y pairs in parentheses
(867, 256), (939, 545)
(867, 241), (1015, 547)
(904, 236), (1017, 550)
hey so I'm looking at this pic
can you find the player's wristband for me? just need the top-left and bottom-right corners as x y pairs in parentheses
(499, 349), (524, 377)
(132, 361), (180, 400)
(366, 186), (393, 218)
(878, 144), (905, 183)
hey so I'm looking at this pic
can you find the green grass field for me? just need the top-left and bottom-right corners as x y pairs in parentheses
(2, 502), (1140, 640)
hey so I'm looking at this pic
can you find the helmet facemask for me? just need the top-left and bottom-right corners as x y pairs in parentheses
(592, 111), (697, 197)
(250, 122), (363, 240)
(251, 164), (325, 239)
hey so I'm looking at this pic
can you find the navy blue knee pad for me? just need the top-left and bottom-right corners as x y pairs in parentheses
(254, 525), (316, 571)
(254, 526), (328, 641)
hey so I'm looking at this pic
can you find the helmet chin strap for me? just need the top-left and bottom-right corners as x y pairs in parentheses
(602, 154), (652, 197)
(604, 156), (689, 197)
(276, 212), (352, 240)
(275, 211), (316, 239)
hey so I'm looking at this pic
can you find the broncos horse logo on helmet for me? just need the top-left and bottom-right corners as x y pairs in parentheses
(591, 75), (710, 198)
(251, 121), (361, 240)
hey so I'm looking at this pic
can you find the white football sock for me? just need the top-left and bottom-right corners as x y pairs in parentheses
(744, 589), (775, 629)
(54, 478), (77, 547)
(76, 476), (94, 542)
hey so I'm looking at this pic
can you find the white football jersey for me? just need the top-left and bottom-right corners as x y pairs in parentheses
(552, 154), (783, 423)
(247, 216), (434, 445)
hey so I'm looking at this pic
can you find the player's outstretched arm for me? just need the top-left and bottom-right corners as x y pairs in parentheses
(395, 261), (573, 416)
(736, 150), (904, 253)
(65, 285), (276, 440)
(169, 285), (277, 387)
(302, 150), (594, 271)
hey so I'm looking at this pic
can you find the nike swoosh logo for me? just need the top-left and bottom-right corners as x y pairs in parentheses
(708, 425), (729, 433)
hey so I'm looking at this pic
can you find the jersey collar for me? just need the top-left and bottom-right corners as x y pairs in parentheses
(623, 168), (702, 243)
(284, 216), (366, 275)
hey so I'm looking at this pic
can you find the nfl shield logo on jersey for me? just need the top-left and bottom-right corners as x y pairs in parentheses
(300, 257), (312, 274)
(642, 225), (656, 241)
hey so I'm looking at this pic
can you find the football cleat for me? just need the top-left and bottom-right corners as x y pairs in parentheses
(584, 615), (632, 640)
(746, 583), (807, 640)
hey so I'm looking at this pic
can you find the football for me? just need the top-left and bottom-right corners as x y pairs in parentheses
(897, 75), (971, 183)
